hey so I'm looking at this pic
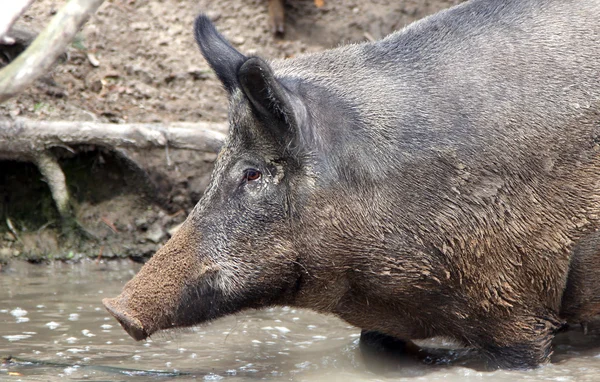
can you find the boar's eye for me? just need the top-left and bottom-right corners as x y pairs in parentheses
(243, 169), (262, 183)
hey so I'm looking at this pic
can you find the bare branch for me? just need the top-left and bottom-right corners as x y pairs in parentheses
(0, 0), (105, 103)
(0, 118), (228, 158)
(0, 117), (227, 233)
(0, 0), (34, 43)
(33, 150), (72, 219)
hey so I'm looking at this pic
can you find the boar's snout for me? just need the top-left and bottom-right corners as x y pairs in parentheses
(103, 221), (218, 340)
(102, 297), (148, 341)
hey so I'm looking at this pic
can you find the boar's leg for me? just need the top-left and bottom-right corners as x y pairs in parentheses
(476, 313), (563, 370)
(360, 331), (475, 367)
(359, 330), (421, 356)
(561, 230), (600, 327)
(267, 0), (285, 35)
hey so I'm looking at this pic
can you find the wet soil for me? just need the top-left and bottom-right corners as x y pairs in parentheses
(0, 0), (464, 261)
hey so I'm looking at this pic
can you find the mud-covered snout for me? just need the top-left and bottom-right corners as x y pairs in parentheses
(101, 219), (209, 341)
(102, 297), (149, 341)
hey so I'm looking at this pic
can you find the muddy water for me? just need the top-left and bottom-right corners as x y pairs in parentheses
(2, 261), (600, 381)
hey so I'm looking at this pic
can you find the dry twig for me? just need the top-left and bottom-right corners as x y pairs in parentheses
(32, 150), (72, 219)
(0, 118), (227, 157)
(0, 0), (106, 103)
(0, 117), (227, 236)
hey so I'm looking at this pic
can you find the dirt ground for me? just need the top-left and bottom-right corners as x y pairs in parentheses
(0, 0), (464, 263)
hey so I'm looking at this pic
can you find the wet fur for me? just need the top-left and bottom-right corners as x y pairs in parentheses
(105, 0), (600, 370)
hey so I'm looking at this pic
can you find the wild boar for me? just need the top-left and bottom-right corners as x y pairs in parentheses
(103, 0), (600, 369)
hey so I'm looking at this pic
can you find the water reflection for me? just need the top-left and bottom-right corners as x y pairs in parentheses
(1, 260), (600, 381)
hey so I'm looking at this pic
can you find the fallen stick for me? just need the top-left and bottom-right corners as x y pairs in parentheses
(0, 0), (105, 103)
(0, 117), (227, 230)
(33, 150), (71, 219)
(0, 118), (228, 157)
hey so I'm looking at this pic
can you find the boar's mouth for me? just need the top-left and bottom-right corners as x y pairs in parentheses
(102, 297), (150, 341)
(102, 276), (241, 342)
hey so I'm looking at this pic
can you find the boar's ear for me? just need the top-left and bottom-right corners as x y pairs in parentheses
(194, 15), (247, 93)
(238, 57), (305, 148)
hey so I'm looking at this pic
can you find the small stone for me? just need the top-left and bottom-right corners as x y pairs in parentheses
(168, 222), (184, 237)
(188, 68), (210, 80)
(172, 195), (186, 205)
(131, 22), (151, 31)
(190, 174), (211, 200)
(145, 223), (165, 243)
(87, 53), (100, 67)
(134, 82), (158, 99)
(231, 36), (245, 45)
(0, 36), (15, 44)
(128, 66), (154, 85)
(135, 217), (148, 229)
(205, 10), (221, 22)
(202, 153), (218, 162)
(89, 80), (103, 93)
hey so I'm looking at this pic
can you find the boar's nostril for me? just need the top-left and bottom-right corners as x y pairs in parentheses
(102, 297), (148, 341)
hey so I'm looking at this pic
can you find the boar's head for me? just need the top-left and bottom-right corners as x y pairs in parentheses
(103, 15), (326, 341)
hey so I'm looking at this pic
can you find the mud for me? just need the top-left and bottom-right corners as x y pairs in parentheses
(0, 0), (463, 261)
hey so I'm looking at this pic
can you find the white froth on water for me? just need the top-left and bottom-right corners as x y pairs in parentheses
(82, 329), (95, 337)
(204, 374), (224, 381)
(45, 321), (60, 329)
(3, 334), (32, 341)
(63, 366), (79, 375)
(10, 307), (27, 317)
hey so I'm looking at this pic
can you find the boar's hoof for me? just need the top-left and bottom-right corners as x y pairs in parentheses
(102, 298), (148, 341)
